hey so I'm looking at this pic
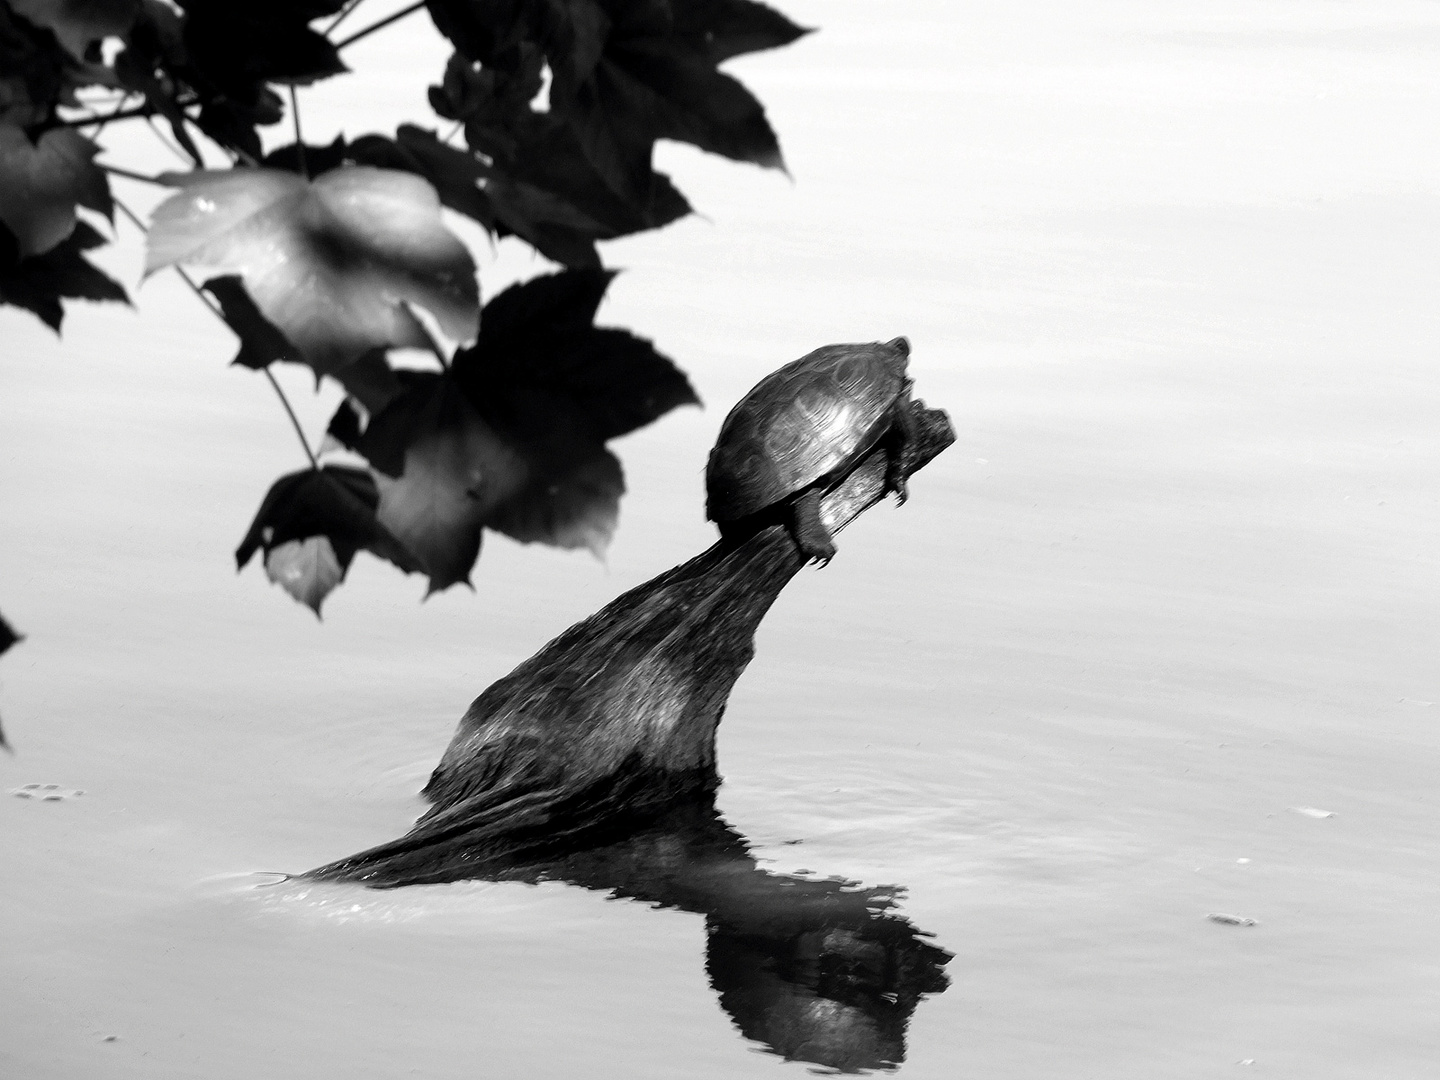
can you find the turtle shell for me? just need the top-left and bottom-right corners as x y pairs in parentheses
(706, 338), (910, 522)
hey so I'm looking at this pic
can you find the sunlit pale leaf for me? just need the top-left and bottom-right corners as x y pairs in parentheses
(10, 0), (140, 59)
(0, 124), (112, 257)
(265, 535), (344, 616)
(235, 465), (422, 614)
(146, 166), (479, 374)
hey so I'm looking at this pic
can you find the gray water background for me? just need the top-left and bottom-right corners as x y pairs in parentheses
(3, 1), (1439, 1075)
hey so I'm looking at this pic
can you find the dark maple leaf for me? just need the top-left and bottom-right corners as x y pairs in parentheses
(357, 374), (530, 593)
(194, 91), (284, 162)
(456, 267), (698, 441)
(331, 349), (405, 415)
(112, 2), (206, 165)
(0, 3), (70, 126)
(453, 0), (804, 201)
(0, 611), (20, 657)
(482, 112), (690, 264)
(0, 124), (113, 257)
(0, 608), (18, 751)
(562, 33), (782, 200)
(485, 441), (623, 555)
(236, 465), (421, 615)
(202, 275), (302, 369)
(179, 0), (347, 97)
(669, 0), (811, 64)
(0, 219), (128, 330)
(9, 0), (140, 60)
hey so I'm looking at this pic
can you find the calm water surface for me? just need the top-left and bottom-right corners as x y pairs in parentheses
(4, 2), (1440, 1076)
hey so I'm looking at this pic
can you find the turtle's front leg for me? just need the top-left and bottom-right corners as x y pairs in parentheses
(789, 488), (837, 565)
(885, 393), (919, 504)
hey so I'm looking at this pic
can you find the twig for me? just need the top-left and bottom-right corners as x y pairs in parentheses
(262, 370), (321, 470)
(101, 163), (171, 188)
(61, 97), (198, 128)
(113, 197), (321, 470)
(408, 310), (450, 371)
(324, 0), (368, 36)
(289, 86), (307, 178)
(91, 93), (137, 138)
(335, 1), (425, 50)
(144, 114), (195, 167)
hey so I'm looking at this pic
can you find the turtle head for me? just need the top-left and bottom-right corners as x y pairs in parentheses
(883, 336), (911, 375)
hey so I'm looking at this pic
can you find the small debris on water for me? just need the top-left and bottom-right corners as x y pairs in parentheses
(1290, 806), (1334, 819)
(1208, 913), (1258, 926)
(9, 783), (85, 801)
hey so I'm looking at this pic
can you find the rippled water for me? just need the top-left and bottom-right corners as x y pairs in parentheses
(5, 1), (1440, 1076)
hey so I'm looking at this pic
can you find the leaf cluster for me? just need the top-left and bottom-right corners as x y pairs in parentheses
(238, 268), (698, 612)
(1, 0), (807, 613)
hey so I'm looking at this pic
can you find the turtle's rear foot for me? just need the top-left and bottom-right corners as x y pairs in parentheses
(885, 454), (910, 505)
(791, 489), (837, 566)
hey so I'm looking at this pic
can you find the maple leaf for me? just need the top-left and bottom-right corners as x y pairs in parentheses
(485, 441), (624, 556)
(112, 2), (205, 165)
(146, 166), (479, 376)
(0, 3), (70, 127)
(263, 536), (344, 615)
(179, 0), (347, 96)
(0, 611), (20, 657)
(482, 111), (691, 265)
(345, 126), (497, 233)
(9, 0), (140, 60)
(201, 274), (301, 370)
(430, 42), (692, 263)
(429, 0), (807, 201)
(358, 374), (530, 593)
(0, 123), (112, 257)
(235, 465), (421, 615)
(0, 218), (128, 330)
(456, 267), (698, 441)
(0, 608), (18, 751)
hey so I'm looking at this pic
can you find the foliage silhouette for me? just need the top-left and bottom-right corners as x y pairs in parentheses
(0, 0), (807, 610)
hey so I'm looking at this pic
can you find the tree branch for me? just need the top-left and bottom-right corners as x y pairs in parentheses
(113, 199), (320, 470)
(334, 1), (425, 50)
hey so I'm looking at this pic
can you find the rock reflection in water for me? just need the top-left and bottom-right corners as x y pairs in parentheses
(487, 795), (952, 1074)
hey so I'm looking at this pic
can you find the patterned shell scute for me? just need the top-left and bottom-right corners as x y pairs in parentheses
(706, 341), (908, 521)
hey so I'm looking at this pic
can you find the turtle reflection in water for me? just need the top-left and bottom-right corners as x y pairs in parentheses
(307, 339), (956, 1072)
(707, 337), (916, 564)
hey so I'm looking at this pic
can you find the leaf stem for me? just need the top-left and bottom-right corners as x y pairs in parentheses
(289, 86), (308, 178)
(113, 197), (321, 470)
(144, 114), (196, 167)
(263, 370), (322, 470)
(335, 1), (425, 50)
(60, 98), (197, 128)
(324, 0), (368, 35)
(101, 163), (171, 187)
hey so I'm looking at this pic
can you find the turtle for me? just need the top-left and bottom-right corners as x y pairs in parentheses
(705, 337), (917, 564)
